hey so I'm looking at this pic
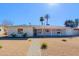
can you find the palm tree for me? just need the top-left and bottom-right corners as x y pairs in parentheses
(40, 17), (44, 25)
(44, 14), (50, 25)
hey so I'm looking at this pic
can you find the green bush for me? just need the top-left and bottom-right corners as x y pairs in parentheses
(11, 33), (17, 37)
(41, 43), (47, 49)
(22, 33), (27, 37)
(0, 45), (2, 49)
(28, 39), (31, 41)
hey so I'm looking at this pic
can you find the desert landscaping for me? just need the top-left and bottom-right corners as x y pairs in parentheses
(0, 39), (32, 56)
(40, 37), (79, 56)
(0, 37), (79, 56)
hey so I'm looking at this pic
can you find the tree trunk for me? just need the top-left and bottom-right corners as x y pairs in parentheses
(46, 19), (48, 25)
(41, 21), (43, 25)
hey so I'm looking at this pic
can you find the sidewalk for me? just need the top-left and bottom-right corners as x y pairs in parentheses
(27, 39), (41, 56)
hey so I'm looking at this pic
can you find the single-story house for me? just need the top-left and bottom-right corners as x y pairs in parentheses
(33, 26), (79, 37)
(0, 25), (79, 37)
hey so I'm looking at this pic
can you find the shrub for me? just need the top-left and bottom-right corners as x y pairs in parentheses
(62, 39), (67, 42)
(41, 43), (47, 49)
(11, 33), (17, 37)
(22, 33), (27, 37)
(28, 39), (31, 41)
(0, 45), (2, 49)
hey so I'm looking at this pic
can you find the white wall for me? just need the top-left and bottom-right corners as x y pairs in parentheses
(7, 26), (33, 37)
(0, 27), (7, 37)
(36, 29), (66, 36)
(1, 26), (79, 37)
(65, 29), (75, 36)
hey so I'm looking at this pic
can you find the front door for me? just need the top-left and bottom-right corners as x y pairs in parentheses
(57, 31), (61, 36)
(33, 29), (37, 37)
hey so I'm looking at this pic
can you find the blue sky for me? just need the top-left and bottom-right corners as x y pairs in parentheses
(0, 3), (79, 26)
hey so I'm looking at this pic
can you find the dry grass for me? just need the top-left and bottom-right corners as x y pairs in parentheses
(0, 39), (32, 56)
(41, 37), (79, 56)
(1, 37), (79, 56)
(31, 37), (79, 56)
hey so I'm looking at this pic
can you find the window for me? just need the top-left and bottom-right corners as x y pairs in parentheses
(17, 28), (23, 34)
(45, 29), (49, 32)
(57, 32), (61, 34)
(3, 32), (7, 35)
(37, 29), (42, 34)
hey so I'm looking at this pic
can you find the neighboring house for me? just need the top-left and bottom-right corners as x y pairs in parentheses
(0, 25), (79, 37)
(0, 26), (8, 37)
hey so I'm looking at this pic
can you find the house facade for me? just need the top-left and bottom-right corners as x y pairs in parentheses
(0, 25), (79, 37)
(33, 26), (79, 37)
(0, 26), (7, 37)
(4, 25), (34, 37)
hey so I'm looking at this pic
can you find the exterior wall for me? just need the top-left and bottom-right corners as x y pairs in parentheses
(0, 25), (79, 37)
(37, 29), (52, 36)
(0, 26), (7, 37)
(33, 26), (79, 37)
(73, 29), (79, 35)
(51, 29), (66, 36)
(33, 26), (69, 37)
(6, 26), (33, 37)
(23, 27), (33, 37)
(34, 28), (67, 37)
(65, 29), (76, 36)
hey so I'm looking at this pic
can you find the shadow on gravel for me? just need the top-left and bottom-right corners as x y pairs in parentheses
(0, 37), (28, 40)
(0, 35), (79, 40)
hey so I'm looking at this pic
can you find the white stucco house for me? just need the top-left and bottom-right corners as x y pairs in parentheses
(33, 26), (79, 37)
(2, 25), (34, 37)
(0, 25), (79, 37)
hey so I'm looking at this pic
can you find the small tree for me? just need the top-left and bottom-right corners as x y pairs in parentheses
(2, 19), (13, 26)
(64, 20), (75, 28)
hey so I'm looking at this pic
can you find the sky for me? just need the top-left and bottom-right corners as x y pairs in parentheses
(0, 3), (79, 26)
